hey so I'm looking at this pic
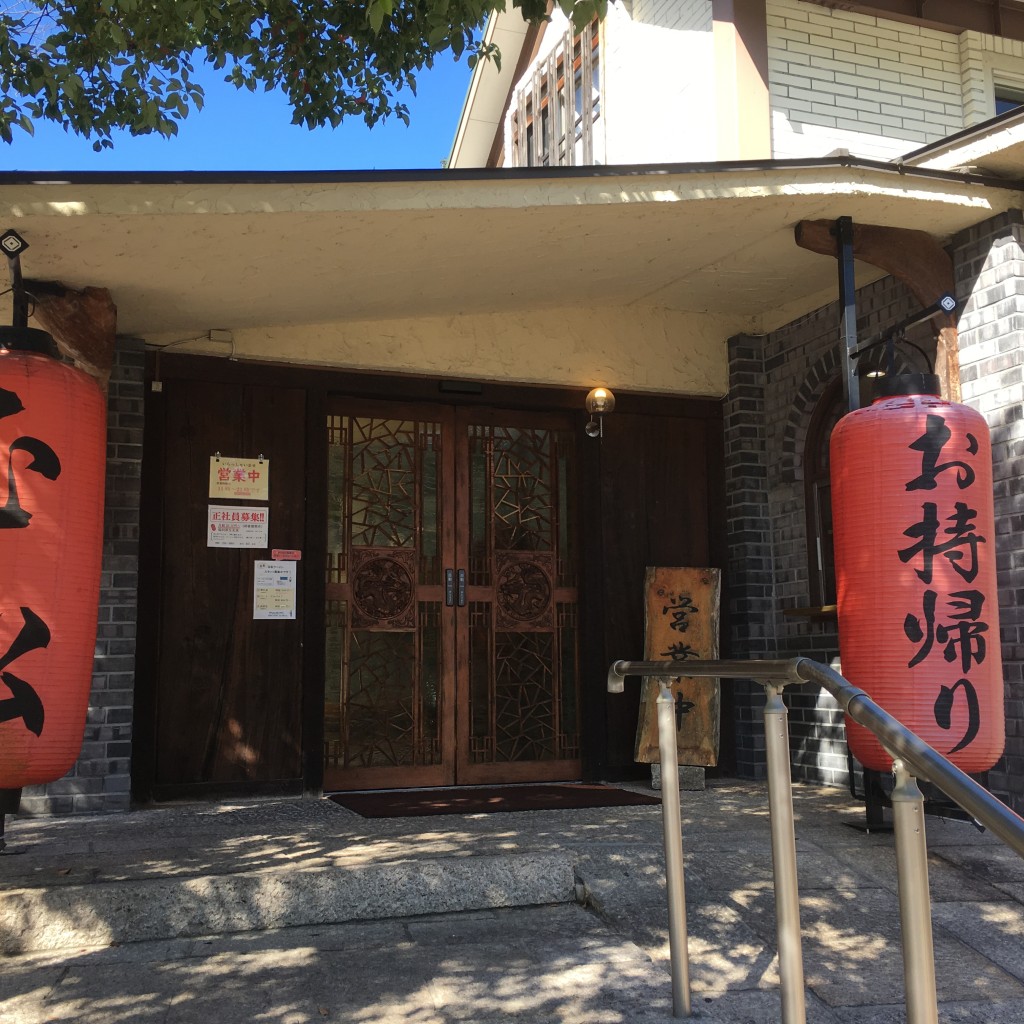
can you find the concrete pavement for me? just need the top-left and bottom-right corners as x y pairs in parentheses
(2, 780), (1024, 1022)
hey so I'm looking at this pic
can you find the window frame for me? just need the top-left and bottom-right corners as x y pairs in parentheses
(509, 18), (600, 168)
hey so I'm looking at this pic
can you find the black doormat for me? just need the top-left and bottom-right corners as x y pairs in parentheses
(328, 783), (661, 818)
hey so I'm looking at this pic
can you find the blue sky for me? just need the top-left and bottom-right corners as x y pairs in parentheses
(0, 54), (473, 172)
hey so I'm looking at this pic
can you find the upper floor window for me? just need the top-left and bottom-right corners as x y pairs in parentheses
(508, 19), (601, 167)
(995, 83), (1024, 116)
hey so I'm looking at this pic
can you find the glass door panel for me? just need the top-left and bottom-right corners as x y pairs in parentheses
(323, 403), (455, 790)
(456, 409), (581, 785)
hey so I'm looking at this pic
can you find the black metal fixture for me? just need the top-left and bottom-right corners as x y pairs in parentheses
(849, 292), (958, 382)
(1, 228), (31, 333)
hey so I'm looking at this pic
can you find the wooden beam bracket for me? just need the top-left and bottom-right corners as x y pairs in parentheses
(24, 279), (117, 391)
(795, 219), (961, 401)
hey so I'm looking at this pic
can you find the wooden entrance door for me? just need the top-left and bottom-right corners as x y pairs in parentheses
(322, 401), (581, 791)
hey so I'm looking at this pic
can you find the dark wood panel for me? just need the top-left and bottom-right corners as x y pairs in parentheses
(578, 408), (608, 778)
(137, 351), (726, 795)
(153, 379), (306, 787)
(598, 413), (724, 774)
(301, 388), (328, 795)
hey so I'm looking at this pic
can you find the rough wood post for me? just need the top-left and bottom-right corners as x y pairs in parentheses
(25, 281), (118, 391)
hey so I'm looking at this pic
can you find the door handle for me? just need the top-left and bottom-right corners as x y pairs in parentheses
(457, 569), (467, 607)
(445, 568), (454, 607)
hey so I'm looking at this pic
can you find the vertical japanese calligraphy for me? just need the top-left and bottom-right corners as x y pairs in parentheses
(831, 376), (1003, 772)
(634, 567), (721, 767)
(0, 330), (107, 788)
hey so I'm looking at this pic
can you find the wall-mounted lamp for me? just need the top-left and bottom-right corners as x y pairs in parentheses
(585, 386), (615, 438)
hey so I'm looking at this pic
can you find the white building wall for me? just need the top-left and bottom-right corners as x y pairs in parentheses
(499, 0), (1024, 168)
(188, 305), (729, 398)
(960, 31), (1024, 125)
(599, 0), (716, 165)
(767, 0), (964, 161)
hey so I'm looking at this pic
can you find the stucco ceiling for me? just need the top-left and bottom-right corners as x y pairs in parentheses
(1, 162), (1021, 340)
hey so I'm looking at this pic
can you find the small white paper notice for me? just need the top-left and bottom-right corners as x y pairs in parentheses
(208, 506), (269, 548)
(254, 560), (297, 620)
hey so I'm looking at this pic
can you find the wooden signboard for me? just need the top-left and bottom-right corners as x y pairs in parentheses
(634, 566), (721, 766)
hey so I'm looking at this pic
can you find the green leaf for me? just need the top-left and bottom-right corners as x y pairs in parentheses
(0, 0), (603, 146)
(571, 2), (593, 31)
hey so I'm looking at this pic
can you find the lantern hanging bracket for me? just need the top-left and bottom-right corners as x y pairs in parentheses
(834, 216), (860, 413)
(849, 293), (959, 377)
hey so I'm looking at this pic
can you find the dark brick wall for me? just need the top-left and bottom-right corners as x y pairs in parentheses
(19, 339), (144, 816)
(726, 277), (931, 786)
(952, 211), (1024, 816)
(727, 213), (1023, 797)
(724, 334), (773, 779)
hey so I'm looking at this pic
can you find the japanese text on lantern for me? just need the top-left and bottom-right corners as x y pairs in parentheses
(898, 414), (986, 754)
(1, 385), (59, 738)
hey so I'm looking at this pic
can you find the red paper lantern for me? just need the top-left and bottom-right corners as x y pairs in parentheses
(0, 327), (107, 788)
(831, 373), (1004, 772)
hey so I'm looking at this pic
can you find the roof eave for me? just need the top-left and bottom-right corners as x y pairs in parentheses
(447, 9), (536, 169)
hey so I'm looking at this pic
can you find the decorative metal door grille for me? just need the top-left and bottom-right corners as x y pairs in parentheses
(324, 414), (444, 772)
(324, 406), (580, 787)
(466, 423), (580, 767)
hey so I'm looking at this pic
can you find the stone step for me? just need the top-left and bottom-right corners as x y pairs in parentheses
(0, 851), (577, 954)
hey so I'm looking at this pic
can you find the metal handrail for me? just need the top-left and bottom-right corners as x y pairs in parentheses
(608, 656), (1024, 1023)
(608, 657), (1024, 853)
(792, 658), (1024, 856)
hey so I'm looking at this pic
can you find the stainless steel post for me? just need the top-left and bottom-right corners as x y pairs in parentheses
(657, 682), (692, 1018)
(890, 758), (939, 1024)
(763, 683), (806, 1024)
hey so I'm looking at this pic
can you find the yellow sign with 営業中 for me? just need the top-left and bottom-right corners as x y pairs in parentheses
(209, 456), (269, 501)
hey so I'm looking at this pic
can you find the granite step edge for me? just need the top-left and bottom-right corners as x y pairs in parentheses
(0, 850), (577, 954)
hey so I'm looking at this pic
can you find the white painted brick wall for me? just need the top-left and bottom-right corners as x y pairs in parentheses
(959, 30), (1024, 125)
(767, 0), (964, 160)
(601, 0), (716, 164)
(501, 0), (1024, 167)
(952, 213), (1024, 815)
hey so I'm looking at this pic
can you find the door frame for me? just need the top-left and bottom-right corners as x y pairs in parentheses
(320, 399), (583, 791)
